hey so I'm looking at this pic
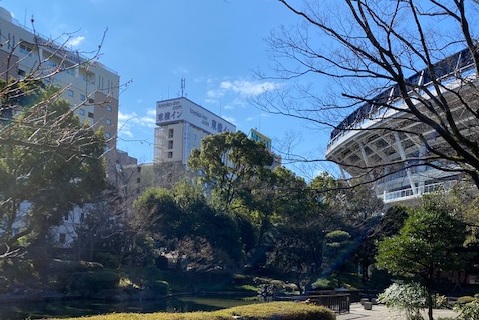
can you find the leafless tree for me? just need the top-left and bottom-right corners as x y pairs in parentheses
(253, 0), (479, 190)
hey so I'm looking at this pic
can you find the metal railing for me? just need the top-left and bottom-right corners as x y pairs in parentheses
(307, 294), (350, 314)
(382, 180), (454, 202)
(276, 292), (350, 314)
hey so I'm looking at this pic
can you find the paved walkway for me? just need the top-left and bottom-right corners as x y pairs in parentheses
(336, 303), (459, 319)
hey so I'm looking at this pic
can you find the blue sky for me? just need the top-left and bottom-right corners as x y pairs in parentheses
(2, 0), (329, 176)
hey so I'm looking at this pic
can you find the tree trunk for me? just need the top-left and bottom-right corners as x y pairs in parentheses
(427, 291), (434, 320)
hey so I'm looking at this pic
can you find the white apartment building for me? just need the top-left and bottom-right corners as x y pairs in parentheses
(0, 6), (119, 152)
(154, 97), (236, 184)
(0, 6), (122, 247)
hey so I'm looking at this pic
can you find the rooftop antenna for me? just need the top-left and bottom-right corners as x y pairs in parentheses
(180, 78), (186, 97)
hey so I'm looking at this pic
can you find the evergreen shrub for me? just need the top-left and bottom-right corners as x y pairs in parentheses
(69, 270), (119, 296)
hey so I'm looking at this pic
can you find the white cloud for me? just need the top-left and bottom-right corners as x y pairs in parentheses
(146, 108), (156, 117)
(207, 79), (281, 101)
(117, 110), (156, 138)
(219, 80), (281, 96)
(222, 116), (236, 125)
(207, 89), (225, 98)
(67, 36), (85, 48)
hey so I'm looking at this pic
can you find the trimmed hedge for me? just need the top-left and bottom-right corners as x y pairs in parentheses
(53, 301), (336, 320)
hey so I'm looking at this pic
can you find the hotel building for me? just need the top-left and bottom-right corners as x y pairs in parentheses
(154, 97), (236, 185)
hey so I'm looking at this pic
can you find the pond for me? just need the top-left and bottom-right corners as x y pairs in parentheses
(0, 295), (257, 320)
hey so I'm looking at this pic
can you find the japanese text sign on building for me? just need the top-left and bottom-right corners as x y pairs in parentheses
(156, 98), (236, 134)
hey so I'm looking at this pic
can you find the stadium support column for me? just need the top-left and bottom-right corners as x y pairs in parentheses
(358, 141), (375, 181)
(393, 132), (417, 195)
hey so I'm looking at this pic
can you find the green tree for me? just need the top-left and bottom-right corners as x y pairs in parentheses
(355, 205), (409, 284)
(376, 202), (467, 320)
(132, 182), (243, 269)
(188, 131), (274, 211)
(266, 168), (331, 275)
(322, 230), (352, 281)
(0, 85), (106, 257)
(309, 173), (384, 283)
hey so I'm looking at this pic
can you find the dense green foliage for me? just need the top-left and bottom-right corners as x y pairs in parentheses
(69, 270), (120, 296)
(376, 200), (468, 320)
(377, 203), (466, 281)
(0, 81), (106, 280)
(188, 131), (274, 211)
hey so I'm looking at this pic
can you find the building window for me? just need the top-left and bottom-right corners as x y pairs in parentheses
(137, 177), (141, 184)
(167, 151), (173, 158)
(168, 128), (174, 138)
(106, 105), (112, 112)
(105, 132), (111, 139)
(79, 108), (85, 116)
(88, 112), (94, 118)
(105, 118), (112, 125)
(64, 212), (69, 221)
(59, 233), (66, 244)
(80, 94), (86, 101)
(19, 43), (32, 56)
(67, 89), (74, 97)
(168, 140), (173, 149)
(66, 67), (75, 76)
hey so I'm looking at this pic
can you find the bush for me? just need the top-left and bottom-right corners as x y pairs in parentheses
(69, 270), (119, 296)
(48, 301), (335, 320)
(146, 280), (170, 296)
(378, 282), (428, 320)
(311, 278), (335, 290)
(456, 296), (476, 305)
(94, 252), (120, 269)
(50, 259), (103, 273)
(454, 299), (479, 320)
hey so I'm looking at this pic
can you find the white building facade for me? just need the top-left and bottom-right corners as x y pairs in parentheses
(0, 6), (121, 247)
(325, 48), (477, 205)
(154, 97), (236, 165)
(0, 6), (120, 151)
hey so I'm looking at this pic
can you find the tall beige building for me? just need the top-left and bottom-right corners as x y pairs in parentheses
(154, 97), (236, 184)
(0, 6), (124, 246)
(0, 6), (119, 154)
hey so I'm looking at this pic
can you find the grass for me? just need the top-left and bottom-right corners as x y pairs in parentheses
(51, 301), (336, 320)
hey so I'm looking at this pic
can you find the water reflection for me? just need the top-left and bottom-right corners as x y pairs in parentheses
(0, 296), (256, 320)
